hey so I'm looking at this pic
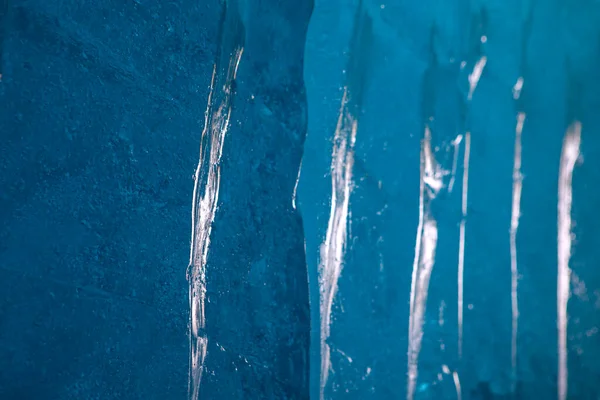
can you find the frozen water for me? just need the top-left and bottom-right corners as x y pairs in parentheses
(301, 0), (600, 399)
(187, 1), (313, 398)
(1, 0), (600, 399)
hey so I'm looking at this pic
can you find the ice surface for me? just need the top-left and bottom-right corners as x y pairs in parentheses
(1, 0), (600, 399)
(187, 1), (313, 399)
(1, 0), (222, 398)
(301, 0), (600, 399)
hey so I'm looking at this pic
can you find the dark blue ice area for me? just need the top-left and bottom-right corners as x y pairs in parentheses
(1, 0), (600, 399)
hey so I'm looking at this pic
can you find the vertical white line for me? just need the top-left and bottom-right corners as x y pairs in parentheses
(187, 63), (216, 400)
(407, 137), (425, 400)
(407, 126), (439, 400)
(468, 57), (487, 101)
(557, 121), (581, 400)
(448, 135), (463, 194)
(319, 88), (357, 400)
(452, 371), (463, 400)
(189, 63), (218, 268)
(510, 112), (525, 389)
(188, 47), (244, 400)
(292, 159), (303, 210)
(457, 131), (470, 359)
(457, 58), (483, 360)
(409, 136), (425, 351)
(457, 223), (465, 359)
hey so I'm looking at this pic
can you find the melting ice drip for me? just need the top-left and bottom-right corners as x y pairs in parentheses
(319, 87), (357, 400)
(557, 121), (581, 400)
(407, 126), (441, 400)
(187, 48), (243, 400)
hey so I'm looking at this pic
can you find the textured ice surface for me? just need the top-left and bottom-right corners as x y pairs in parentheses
(2, 0), (600, 399)
(1, 0), (221, 398)
(187, 0), (313, 398)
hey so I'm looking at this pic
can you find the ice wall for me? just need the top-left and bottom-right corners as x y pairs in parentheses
(1, 0), (600, 399)
(0, 0), (222, 398)
(301, 0), (600, 399)
(188, 0), (313, 399)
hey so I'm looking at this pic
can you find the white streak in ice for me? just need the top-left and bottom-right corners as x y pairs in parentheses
(513, 77), (524, 100)
(557, 121), (581, 400)
(468, 57), (487, 101)
(292, 159), (303, 210)
(510, 112), (525, 389)
(456, 56), (485, 360)
(407, 126), (440, 400)
(453, 371), (463, 400)
(188, 47), (244, 400)
(457, 132), (470, 359)
(448, 134), (463, 193)
(319, 88), (357, 400)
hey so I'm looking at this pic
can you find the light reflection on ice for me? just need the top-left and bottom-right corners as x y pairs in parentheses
(407, 125), (440, 400)
(557, 120), (581, 400)
(510, 111), (525, 389)
(319, 87), (357, 400)
(448, 134), (463, 193)
(457, 131), (470, 359)
(187, 46), (244, 400)
(292, 159), (303, 210)
(468, 56), (487, 101)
